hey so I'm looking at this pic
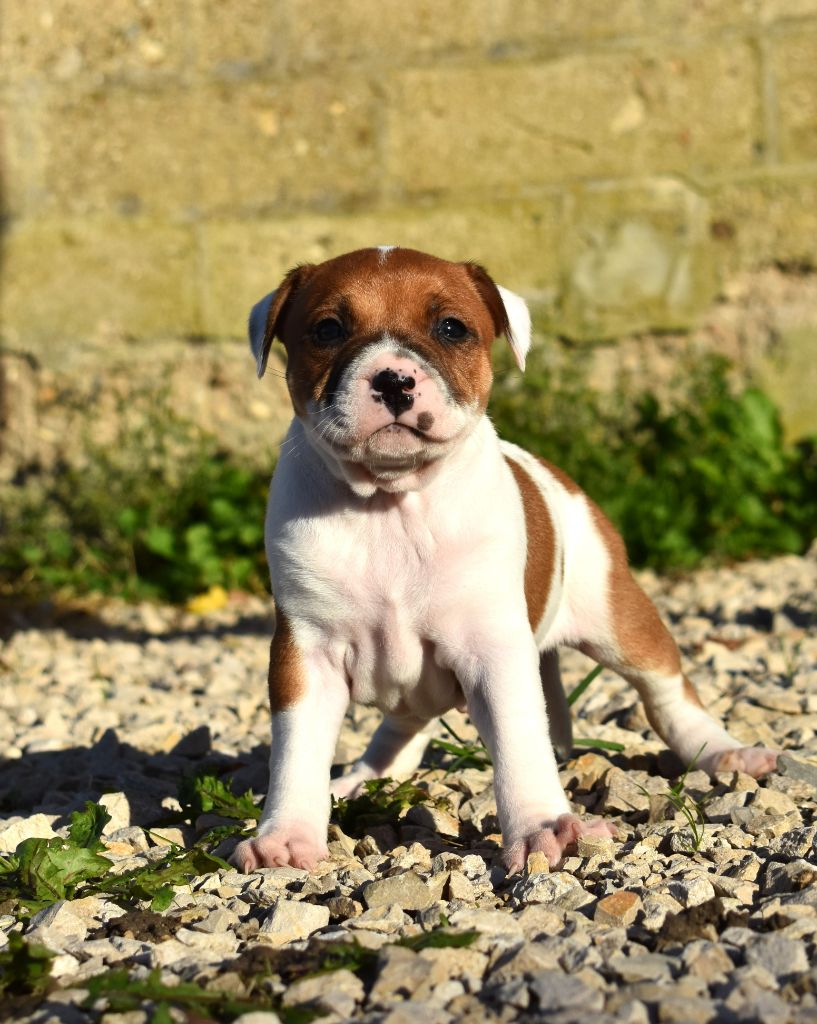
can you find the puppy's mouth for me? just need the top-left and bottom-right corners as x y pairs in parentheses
(364, 422), (429, 457)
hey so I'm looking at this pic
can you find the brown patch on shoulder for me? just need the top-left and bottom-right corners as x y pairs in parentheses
(535, 457), (582, 494)
(268, 608), (305, 712)
(589, 502), (682, 676)
(504, 455), (557, 630)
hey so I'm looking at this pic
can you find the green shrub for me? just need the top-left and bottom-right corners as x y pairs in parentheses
(1, 352), (815, 603)
(489, 348), (817, 569)
(0, 402), (272, 602)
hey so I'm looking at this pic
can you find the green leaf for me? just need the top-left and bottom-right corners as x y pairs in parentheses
(177, 772), (261, 823)
(68, 801), (111, 849)
(149, 886), (175, 913)
(566, 664), (604, 707)
(90, 846), (229, 905)
(143, 525), (176, 559)
(398, 929), (479, 951)
(15, 837), (112, 903)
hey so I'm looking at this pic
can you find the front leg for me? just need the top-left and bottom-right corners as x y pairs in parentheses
(444, 619), (614, 872)
(234, 612), (349, 872)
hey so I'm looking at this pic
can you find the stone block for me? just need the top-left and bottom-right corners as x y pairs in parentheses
(709, 173), (817, 274)
(558, 178), (715, 341)
(191, 0), (287, 77)
(200, 197), (564, 337)
(754, 325), (817, 440)
(287, 0), (495, 66)
(385, 42), (757, 195)
(771, 28), (817, 163)
(0, 0), (191, 88)
(499, 0), (757, 45)
(0, 217), (200, 344)
(35, 85), (202, 218)
(192, 75), (381, 216)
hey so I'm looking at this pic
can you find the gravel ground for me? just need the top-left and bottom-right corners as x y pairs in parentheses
(1, 548), (816, 1023)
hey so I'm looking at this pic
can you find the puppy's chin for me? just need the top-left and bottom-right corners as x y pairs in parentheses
(363, 423), (425, 460)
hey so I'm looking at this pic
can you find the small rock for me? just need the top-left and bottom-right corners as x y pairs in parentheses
(667, 876), (716, 908)
(282, 968), (364, 1016)
(232, 1013), (282, 1024)
(346, 903), (406, 934)
(512, 871), (593, 911)
(0, 814), (57, 852)
(577, 832), (615, 859)
(148, 827), (188, 848)
(745, 933), (809, 979)
(595, 890), (641, 926)
(751, 788), (798, 816)
(609, 951), (673, 983)
(404, 803), (460, 837)
(529, 969), (604, 1012)
(525, 851), (549, 876)
(362, 870), (440, 911)
(764, 859), (817, 895)
(367, 945), (428, 1004)
(26, 901), (88, 953)
(657, 996), (718, 1023)
(445, 870), (475, 903)
(98, 792), (131, 833)
(601, 767), (651, 814)
(775, 755), (817, 792)
(258, 900), (330, 947)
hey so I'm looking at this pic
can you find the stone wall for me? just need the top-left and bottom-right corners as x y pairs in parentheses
(2, 0), (817, 474)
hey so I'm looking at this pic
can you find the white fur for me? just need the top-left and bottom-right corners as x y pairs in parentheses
(235, 260), (774, 875)
(497, 284), (532, 371)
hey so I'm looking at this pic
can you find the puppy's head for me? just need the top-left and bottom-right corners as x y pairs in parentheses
(249, 247), (531, 496)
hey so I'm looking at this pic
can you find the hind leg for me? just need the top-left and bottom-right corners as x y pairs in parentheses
(540, 648), (573, 762)
(576, 569), (777, 779)
(330, 714), (433, 800)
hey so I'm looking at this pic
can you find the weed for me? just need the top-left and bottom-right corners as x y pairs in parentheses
(176, 770), (261, 824)
(0, 933), (55, 998)
(331, 777), (450, 837)
(0, 393), (271, 603)
(638, 746), (711, 852)
(429, 719), (492, 771)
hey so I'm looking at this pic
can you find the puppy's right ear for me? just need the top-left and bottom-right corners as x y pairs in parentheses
(248, 264), (315, 378)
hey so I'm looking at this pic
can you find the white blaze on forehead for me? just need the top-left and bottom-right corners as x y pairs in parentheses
(377, 245), (397, 264)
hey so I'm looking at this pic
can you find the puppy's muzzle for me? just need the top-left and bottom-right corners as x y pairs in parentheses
(371, 368), (416, 418)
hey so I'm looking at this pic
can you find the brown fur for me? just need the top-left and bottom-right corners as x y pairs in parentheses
(590, 503), (682, 677)
(267, 609), (305, 712)
(504, 456), (558, 630)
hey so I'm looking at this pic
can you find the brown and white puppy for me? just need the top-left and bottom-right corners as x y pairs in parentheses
(234, 246), (777, 874)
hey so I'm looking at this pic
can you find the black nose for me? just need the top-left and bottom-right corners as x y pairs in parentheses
(371, 369), (415, 418)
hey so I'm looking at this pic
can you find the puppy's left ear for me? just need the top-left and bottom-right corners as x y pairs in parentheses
(248, 264), (316, 378)
(464, 263), (531, 372)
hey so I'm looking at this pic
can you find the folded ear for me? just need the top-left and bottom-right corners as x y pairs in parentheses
(248, 264), (315, 378)
(463, 262), (531, 372)
(496, 284), (531, 372)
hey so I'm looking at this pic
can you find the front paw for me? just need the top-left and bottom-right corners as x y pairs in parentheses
(700, 746), (778, 779)
(233, 824), (328, 873)
(504, 814), (616, 873)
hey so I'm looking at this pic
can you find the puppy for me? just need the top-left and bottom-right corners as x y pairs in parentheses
(234, 246), (777, 873)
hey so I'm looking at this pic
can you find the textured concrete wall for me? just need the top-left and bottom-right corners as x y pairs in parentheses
(2, 0), (817, 466)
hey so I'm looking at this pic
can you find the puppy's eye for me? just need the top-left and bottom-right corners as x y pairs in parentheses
(312, 318), (346, 346)
(437, 317), (469, 343)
